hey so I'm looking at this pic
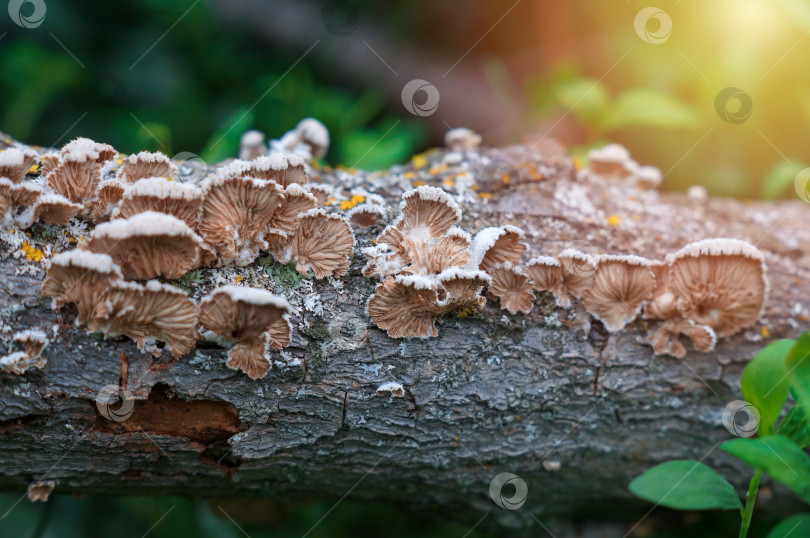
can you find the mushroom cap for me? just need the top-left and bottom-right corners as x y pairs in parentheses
(85, 178), (127, 221)
(644, 261), (678, 319)
(239, 130), (266, 161)
(436, 267), (490, 309)
(256, 153), (308, 187)
(291, 209), (355, 279)
(396, 186), (462, 239)
(90, 280), (200, 357)
(347, 203), (386, 228)
(41, 250), (123, 323)
(267, 183), (318, 234)
(198, 175), (285, 265)
(366, 274), (447, 338)
(82, 211), (205, 279)
(486, 262), (535, 314)
(0, 148), (37, 183)
(555, 248), (598, 308)
(664, 238), (768, 337)
(295, 118), (330, 159)
(1, 178), (43, 209)
(46, 150), (102, 204)
(581, 255), (656, 332)
(525, 255), (564, 300)
(0, 351), (43, 375)
(199, 285), (291, 341)
(426, 226), (471, 274)
(40, 153), (60, 178)
(444, 127), (482, 152)
(226, 338), (271, 379)
(118, 151), (178, 184)
(13, 329), (48, 359)
(467, 225), (526, 272)
(113, 176), (203, 228)
(649, 318), (716, 358)
(587, 143), (635, 178)
(267, 313), (292, 349)
(61, 137), (117, 164)
(304, 183), (332, 205)
(33, 193), (83, 225)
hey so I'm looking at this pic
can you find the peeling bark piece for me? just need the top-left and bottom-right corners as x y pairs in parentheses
(486, 263), (534, 314)
(581, 255), (655, 333)
(82, 212), (205, 280)
(290, 209), (354, 279)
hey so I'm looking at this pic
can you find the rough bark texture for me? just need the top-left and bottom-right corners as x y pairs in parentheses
(1, 133), (809, 535)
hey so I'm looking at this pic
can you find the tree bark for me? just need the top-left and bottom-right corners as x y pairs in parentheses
(1, 134), (809, 535)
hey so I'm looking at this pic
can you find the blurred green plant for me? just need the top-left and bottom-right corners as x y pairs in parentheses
(0, 0), (426, 168)
(629, 333), (810, 538)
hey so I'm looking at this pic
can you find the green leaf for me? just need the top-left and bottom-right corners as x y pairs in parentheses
(778, 404), (810, 448)
(787, 332), (810, 415)
(552, 77), (610, 126)
(628, 460), (742, 510)
(741, 339), (796, 435)
(767, 513), (810, 538)
(761, 160), (808, 200)
(721, 435), (810, 503)
(602, 88), (701, 131)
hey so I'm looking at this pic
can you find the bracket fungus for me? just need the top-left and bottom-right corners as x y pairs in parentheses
(366, 275), (448, 339)
(347, 203), (386, 228)
(486, 262), (535, 315)
(467, 225), (526, 272)
(267, 183), (318, 236)
(82, 211), (206, 279)
(0, 147), (38, 183)
(113, 176), (204, 229)
(0, 330), (49, 375)
(444, 127), (482, 152)
(46, 147), (102, 206)
(88, 280), (200, 358)
(274, 117), (330, 160)
(117, 151), (178, 184)
(32, 193), (83, 225)
(649, 318), (717, 359)
(198, 174), (284, 266)
(580, 255), (656, 333)
(85, 178), (127, 221)
(659, 238), (768, 337)
(285, 209), (354, 279)
(239, 130), (267, 161)
(199, 286), (291, 379)
(42, 250), (124, 324)
(0, 177), (43, 222)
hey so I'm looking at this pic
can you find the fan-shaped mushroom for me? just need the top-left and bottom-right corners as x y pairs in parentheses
(41, 250), (123, 323)
(581, 255), (655, 332)
(486, 262), (535, 314)
(113, 177), (203, 228)
(288, 209), (354, 278)
(117, 151), (178, 184)
(199, 286), (291, 379)
(366, 275), (447, 338)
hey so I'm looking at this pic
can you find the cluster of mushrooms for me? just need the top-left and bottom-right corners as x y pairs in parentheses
(1, 128), (358, 379)
(363, 184), (768, 358)
(0, 123), (771, 380)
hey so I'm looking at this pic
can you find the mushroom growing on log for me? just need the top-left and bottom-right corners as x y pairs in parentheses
(0, 131), (808, 536)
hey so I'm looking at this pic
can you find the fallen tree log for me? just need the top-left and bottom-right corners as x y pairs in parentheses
(1, 133), (809, 535)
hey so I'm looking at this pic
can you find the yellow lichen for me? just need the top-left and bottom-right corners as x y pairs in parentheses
(761, 326), (769, 338)
(340, 194), (365, 211)
(477, 192), (493, 200)
(411, 154), (428, 169)
(413, 180), (426, 187)
(235, 275), (244, 284)
(607, 214), (621, 227)
(456, 306), (478, 319)
(21, 241), (45, 263)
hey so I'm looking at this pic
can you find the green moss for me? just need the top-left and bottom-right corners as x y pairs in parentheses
(260, 258), (312, 290)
